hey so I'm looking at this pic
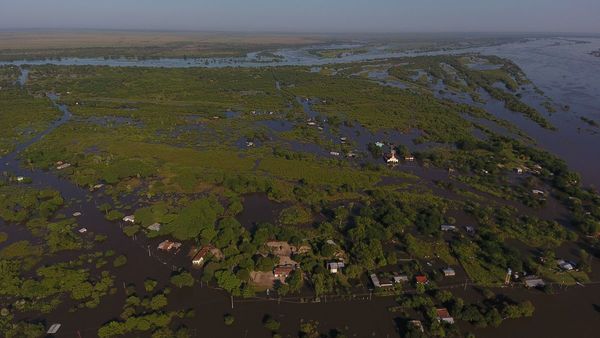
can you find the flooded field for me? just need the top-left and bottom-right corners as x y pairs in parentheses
(1, 36), (600, 337)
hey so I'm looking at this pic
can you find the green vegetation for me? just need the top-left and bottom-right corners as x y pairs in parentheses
(170, 271), (195, 288)
(0, 67), (61, 155)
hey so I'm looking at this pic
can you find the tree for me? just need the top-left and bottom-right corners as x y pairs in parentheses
(299, 320), (320, 338)
(170, 272), (195, 288)
(149, 294), (168, 310)
(113, 255), (128, 267)
(214, 270), (242, 295)
(224, 314), (235, 326)
(167, 197), (224, 240)
(263, 315), (280, 332)
(144, 279), (158, 292)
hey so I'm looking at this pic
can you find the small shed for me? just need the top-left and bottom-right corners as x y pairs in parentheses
(557, 259), (574, 271)
(442, 267), (456, 277)
(47, 323), (62, 334)
(148, 223), (161, 231)
(440, 224), (457, 232)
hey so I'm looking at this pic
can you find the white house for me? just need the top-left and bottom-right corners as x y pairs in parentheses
(122, 215), (135, 223)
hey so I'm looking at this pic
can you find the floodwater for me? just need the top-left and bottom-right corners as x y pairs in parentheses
(472, 37), (600, 189)
(235, 193), (289, 230)
(2, 37), (600, 337)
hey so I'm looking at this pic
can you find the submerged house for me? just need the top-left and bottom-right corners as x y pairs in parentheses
(409, 320), (425, 333)
(370, 273), (393, 288)
(523, 276), (546, 288)
(436, 308), (454, 324)
(192, 245), (217, 265)
(415, 275), (429, 285)
(273, 265), (294, 279)
(122, 215), (135, 223)
(393, 274), (409, 283)
(158, 240), (182, 252)
(327, 261), (345, 274)
(386, 149), (399, 164)
(56, 163), (71, 170)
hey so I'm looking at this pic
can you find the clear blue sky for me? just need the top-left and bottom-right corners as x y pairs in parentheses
(0, 0), (599, 33)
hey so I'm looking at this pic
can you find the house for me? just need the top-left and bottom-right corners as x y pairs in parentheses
(122, 215), (135, 223)
(409, 320), (425, 333)
(327, 261), (345, 273)
(386, 149), (399, 164)
(393, 274), (409, 283)
(330, 151), (340, 156)
(148, 223), (161, 232)
(465, 226), (475, 234)
(404, 155), (415, 161)
(273, 265), (294, 279)
(523, 276), (546, 288)
(158, 240), (182, 252)
(436, 308), (455, 324)
(56, 163), (71, 170)
(375, 142), (385, 148)
(515, 167), (524, 174)
(415, 275), (429, 284)
(442, 268), (456, 277)
(72, 212), (82, 217)
(557, 259), (575, 271)
(440, 224), (457, 232)
(192, 246), (214, 265)
(16, 176), (24, 182)
(78, 228), (87, 234)
(532, 189), (545, 195)
(370, 273), (383, 288)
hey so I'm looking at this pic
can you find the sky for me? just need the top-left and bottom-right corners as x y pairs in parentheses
(0, 0), (599, 33)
